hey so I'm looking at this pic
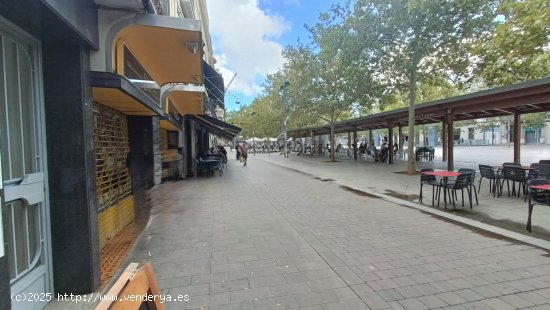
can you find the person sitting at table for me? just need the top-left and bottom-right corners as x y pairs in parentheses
(218, 145), (227, 163)
(206, 147), (217, 155)
(379, 142), (389, 162)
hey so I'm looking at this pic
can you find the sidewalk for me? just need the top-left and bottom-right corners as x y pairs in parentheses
(122, 154), (550, 309)
(46, 150), (550, 309)
(258, 148), (550, 244)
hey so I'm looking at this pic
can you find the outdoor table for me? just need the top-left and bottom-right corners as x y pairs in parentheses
(421, 171), (462, 208)
(527, 184), (550, 232)
(199, 158), (221, 176)
(493, 165), (533, 171)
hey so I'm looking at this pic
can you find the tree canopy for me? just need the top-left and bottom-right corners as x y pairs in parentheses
(226, 0), (549, 168)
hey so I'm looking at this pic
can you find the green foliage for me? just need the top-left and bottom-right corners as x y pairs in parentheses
(319, 0), (500, 171)
(523, 112), (548, 129)
(472, 0), (550, 86)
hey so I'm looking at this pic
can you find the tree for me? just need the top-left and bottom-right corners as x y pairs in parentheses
(283, 40), (373, 161)
(280, 11), (383, 162)
(472, 0), (550, 86)
(326, 0), (500, 173)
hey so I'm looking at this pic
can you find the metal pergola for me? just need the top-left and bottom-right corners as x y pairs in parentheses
(288, 78), (550, 170)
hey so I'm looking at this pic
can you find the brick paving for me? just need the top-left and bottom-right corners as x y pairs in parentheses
(124, 154), (550, 309)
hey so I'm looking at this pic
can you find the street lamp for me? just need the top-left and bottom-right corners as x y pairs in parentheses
(280, 81), (290, 158)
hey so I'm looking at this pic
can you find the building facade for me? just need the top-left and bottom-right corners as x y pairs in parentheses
(0, 1), (235, 309)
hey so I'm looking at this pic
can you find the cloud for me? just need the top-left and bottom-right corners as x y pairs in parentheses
(207, 0), (290, 96)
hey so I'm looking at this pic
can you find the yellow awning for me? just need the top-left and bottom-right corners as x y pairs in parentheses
(112, 15), (203, 86)
(160, 120), (180, 131)
(164, 84), (206, 115)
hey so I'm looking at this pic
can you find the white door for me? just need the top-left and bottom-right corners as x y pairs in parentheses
(0, 17), (52, 310)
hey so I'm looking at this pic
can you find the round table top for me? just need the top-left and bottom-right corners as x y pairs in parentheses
(493, 165), (533, 170)
(421, 171), (462, 177)
(530, 184), (550, 190)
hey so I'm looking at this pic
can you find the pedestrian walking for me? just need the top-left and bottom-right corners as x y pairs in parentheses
(236, 144), (241, 160)
(241, 142), (248, 166)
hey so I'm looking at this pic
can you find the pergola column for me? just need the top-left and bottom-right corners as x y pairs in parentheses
(347, 131), (352, 159)
(353, 128), (358, 161)
(398, 125), (403, 159)
(369, 129), (374, 146)
(388, 123), (394, 164)
(446, 110), (454, 171)
(514, 111), (521, 163)
(310, 130), (315, 156)
(442, 119), (447, 162)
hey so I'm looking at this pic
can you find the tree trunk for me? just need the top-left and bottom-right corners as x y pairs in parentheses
(407, 71), (417, 174)
(330, 122), (336, 162)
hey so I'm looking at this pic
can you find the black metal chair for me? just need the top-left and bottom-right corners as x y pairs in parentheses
(536, 164), (550, 180)
(478, 165), (500, 197)
(419, 168), (441, 204)
(440, 173), (472, 209)
(527, 179), (550, 232)
(458, 168), (478, 205)
(500, 165), (527, 197)
(195, 158), (210, 177)
(527, 163), (540, 180)
(210, 157), (224, 176)
(427, 147), (435, 162)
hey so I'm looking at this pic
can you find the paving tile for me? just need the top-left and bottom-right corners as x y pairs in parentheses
(460, 301), (493, 310)
(499, 293), (536, 308)
(395, 286), (424, 299)
(253, 295), (299, 310)
(307, 277), (347, 291)
(436, 292), (467, 306)
(333, 266), (364, 285)
(515, 291), (550, 306)
(480, 297), (516, 310)
(230, 287), (272, 303)
(185, 292), (230, 309)
(397, 298), (429, 310)
(377, 289), (404, 302)
(322, 299), (370, 310)
(209, 301), (254, 310)
(191, 272), (229, 285)
(351, 283), (391, 310)
(170, 284), (209, 297)
(417, 294), (448, 308)
(158, 276), (192, 289)
(453, 288), (485, 302)
(270, 282), (312, 297)
(294, 289), (341, 307)
(209, 279), (249, 293)
(249, 275), (286, 288)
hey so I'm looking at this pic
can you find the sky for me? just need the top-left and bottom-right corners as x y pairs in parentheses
(206, 0), (341, 111)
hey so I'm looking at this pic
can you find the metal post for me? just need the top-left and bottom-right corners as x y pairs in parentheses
(280, 81), (290, 158)
(310, 130), (315, 156)
(447, 112), (454, 171)
(353, 128), (358, 161)
(398, 126), (403, 159)
(442, 120), (447, 162)
(514, 112), (521, 163)
(388, 124), (394, 164)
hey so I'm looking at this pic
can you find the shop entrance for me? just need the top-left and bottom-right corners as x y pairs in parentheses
(0, 17), (52, 309)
